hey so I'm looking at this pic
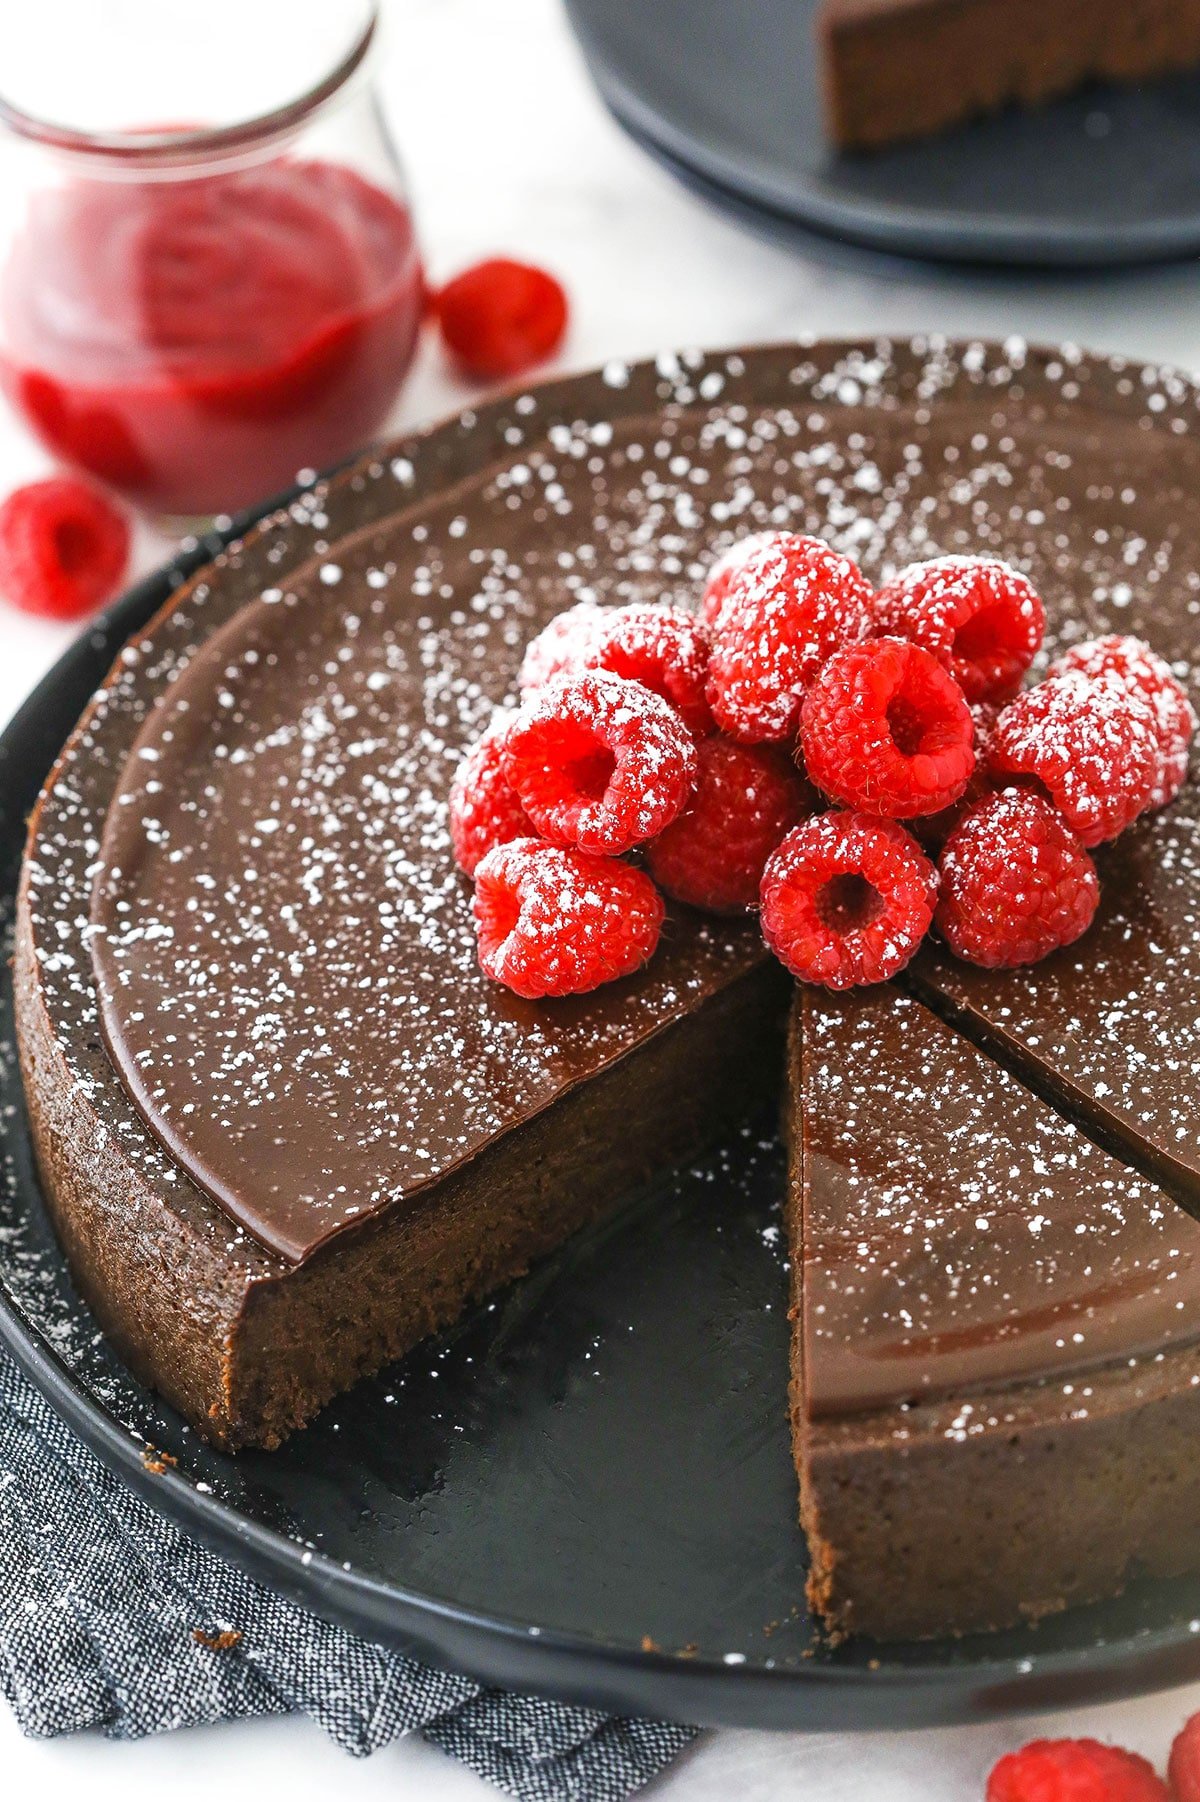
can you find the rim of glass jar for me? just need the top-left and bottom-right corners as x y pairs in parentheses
(0, 2), (378, 170)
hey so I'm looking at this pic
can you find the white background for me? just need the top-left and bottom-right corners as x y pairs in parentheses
(4, 0), (1200, 1794)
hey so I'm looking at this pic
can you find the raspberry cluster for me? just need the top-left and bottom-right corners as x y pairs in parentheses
(450, 534), (1193, 996)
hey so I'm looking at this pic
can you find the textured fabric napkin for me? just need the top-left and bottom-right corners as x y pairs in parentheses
(0, 1351), (695, 1799)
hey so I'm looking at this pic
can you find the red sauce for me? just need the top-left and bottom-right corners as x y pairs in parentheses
(0, 158), (424, 517)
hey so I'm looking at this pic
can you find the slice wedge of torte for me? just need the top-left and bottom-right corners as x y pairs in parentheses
(789, 985), (1200, 1641)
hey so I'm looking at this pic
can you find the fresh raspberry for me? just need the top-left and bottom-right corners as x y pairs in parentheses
(1050, 634), (1195, 809)
(646, 737), (814, 913)
(799, 637), (975, 819)
(936, 787), (1098, 968)
(986, 1738), (1168, 1802)
(502, 670), (697, 856)
(435, 257), (568, 381)
(1168, 1710), (1200, 1802)
(699, 531), (788, 629)
(449, 711), (533, 876)
(473, 838), (664, 998)
(873, 556), (1045, 704)
(759, 811), (936, 988)
(989, 669), (1160, 847)
(0, 476), (129, 620)
(913, 701), (1003, 849)
(705, 534), (875, 743)
(581, 604), (713, 736)
(518, 602), (607, 695)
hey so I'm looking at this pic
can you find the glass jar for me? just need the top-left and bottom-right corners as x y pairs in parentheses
(0, 0), (425, 519)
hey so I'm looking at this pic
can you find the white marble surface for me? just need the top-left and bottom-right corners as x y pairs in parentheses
(4, 0), (1200, 1795)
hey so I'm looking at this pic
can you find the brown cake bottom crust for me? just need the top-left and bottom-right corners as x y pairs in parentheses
(16, 892), (786, 1450)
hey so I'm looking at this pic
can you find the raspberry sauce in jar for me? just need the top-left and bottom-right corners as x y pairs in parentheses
(0, 4), (424, 518)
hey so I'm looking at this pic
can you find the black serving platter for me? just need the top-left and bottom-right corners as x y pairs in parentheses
(7, 460), (1200, 1734)
(563, 0), (1200, 268)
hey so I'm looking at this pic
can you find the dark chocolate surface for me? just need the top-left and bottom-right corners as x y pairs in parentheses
(912, 782), (1200, 1206)
(799, 988), (1200, 1415)
(89, 511), (762, 1262)
(30, 339), (1200, 1305)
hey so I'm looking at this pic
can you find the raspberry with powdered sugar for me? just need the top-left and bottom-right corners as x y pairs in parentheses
(517, 601), (607, 695)
(698, 531), (789, 630)
(1050, 632), (1196, 809)
(799, 636), (976, 819)
(647, 736), (813, 914)
(579, 603), (714, 737)
(473, 839), (664, 999)
(502, 669), (697, 857)
(704, 532), (875, 743)
(936, 787), (1100, 969)
(988, 667), (1161, 846)
(448, 710), (531, 877)
(760, 812), (938, 989)
(874, 554), (1045, 704)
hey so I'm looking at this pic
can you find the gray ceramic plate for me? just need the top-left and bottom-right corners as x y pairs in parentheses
(563, 0), (1200, 266)
(6, 351), (1200, 1729)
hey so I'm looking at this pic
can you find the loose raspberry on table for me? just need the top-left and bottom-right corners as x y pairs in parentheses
(473, 838), (664, 998)
(1050, 633), (1196, 809)
(435, 257), (568, 380)
(873, 555), (1045, 704)
(935, 787), (1098, 968)
(646, 736), (814, 913)
(759, 810), (937, 988)
(502, 669), (697, 856)
(518, 601), (607, 695)
(988, 669), (1160, 846)
(1169, 1710), (1200, 1802)
(0, 476), (130, 620)
(579, 603), (714, 736)
(449, 711), (533, 876)
(799, 636), (976, 819)
(986, 1738), (1169, 1802)
(705, 534), (875, 743)
(699, 531), (789, 629)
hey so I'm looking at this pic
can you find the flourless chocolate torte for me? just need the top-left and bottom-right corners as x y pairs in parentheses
(820, 0), (1200, 151)
(16, 338), (1200, 1641)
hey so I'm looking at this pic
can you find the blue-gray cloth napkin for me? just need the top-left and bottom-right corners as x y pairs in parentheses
(0, 1351), (695, 1799)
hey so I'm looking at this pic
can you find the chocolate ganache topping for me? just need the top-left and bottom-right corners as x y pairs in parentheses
(89, 490), (764, 1264)
(77, 337), (1200, 1412)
